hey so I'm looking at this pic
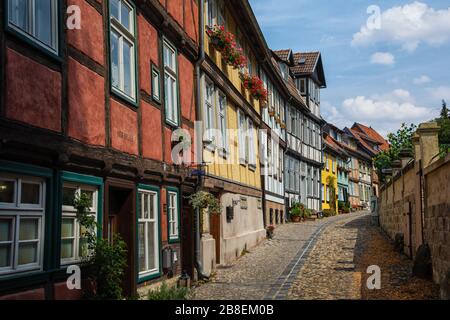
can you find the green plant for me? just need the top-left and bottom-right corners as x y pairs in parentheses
(147, 282), (190, 300)
(73, 193), (128, 300)
(373, 123), (417, 181)
(437, 100), (450, 158)
(189, 191), (221, 215)
(322, 209), (336, 217)
(289, 202), (305, 217)
(326, 176), (338, 214)
(304, 209), (312, 218)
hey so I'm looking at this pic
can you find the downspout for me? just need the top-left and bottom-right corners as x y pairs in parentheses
(194, 0), (209, 280)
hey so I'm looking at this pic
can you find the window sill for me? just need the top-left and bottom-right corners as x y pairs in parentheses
(249, 164), (257, 172)
(5, 24), (63, 63)
(111, 87), (139, 108)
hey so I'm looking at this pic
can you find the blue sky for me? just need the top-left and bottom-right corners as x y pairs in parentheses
(249, 0), (450, 136)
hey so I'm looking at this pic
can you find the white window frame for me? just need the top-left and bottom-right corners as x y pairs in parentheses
(109, 0), (137, 102)
(203, 76), (216, 144)
(138, 189), (160, 278)
(0, 174), (45, 276)
(217, 90), (229, 155)
(247, 118), (256, 168)
(206, 0), (217, 27)
(163, 39), (179, 127)
(238, 110), (247, 165)
(7, 0), (59, 55)
(167, 191), (179, 241)
(60, 183), (98, 265)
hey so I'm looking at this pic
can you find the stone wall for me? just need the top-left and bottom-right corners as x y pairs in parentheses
(379, 122), (450, 298)
(424, 153), (450, 286)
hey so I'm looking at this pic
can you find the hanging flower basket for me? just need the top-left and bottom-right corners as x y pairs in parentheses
(239, 72), (268, 105)
(268, 108), (275, 117)
(206, 25), (247, 69)
(280, 123), (286, 129)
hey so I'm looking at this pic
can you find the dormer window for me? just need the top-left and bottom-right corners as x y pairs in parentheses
(279, 63), (289, 82)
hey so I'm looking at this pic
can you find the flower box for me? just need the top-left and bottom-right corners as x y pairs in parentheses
(206, 25), (247, 70)
(239, 72), (268, 105)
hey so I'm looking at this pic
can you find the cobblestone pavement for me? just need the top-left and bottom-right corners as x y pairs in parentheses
(191, 212), (366, 300)
(288, 212), (439, 300)
(288, 212), (367, 300)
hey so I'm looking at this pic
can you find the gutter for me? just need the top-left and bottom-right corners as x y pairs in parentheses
(193, 0), (209, 281)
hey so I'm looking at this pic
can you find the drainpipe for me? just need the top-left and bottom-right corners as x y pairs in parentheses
(194, 0), (209, 281)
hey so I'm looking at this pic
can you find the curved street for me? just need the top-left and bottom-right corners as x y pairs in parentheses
(191, 212), (439, 300)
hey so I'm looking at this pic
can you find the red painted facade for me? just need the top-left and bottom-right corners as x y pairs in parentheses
(0, 0), (199, 299)
(5, 49), (62, 132)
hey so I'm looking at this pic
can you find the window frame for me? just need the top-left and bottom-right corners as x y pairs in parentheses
(166, 187), (180, 244)
(217, 90), (229, 157)
(137, 185), (161, 283)
(60, 183), (98, 266)
(163, 38), (180, 127)
(108, 0), (138, 106)
(6, 0), (61, 58)
(0, 174), (45, 276)
(151, 63), (161, 104)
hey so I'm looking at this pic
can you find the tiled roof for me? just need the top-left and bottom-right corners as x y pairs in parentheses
(273, 49), (292, 63)
(324, 135), (347, 157)
(353, 123), (390, 151)
(349, 129), (376, 156)
(291, 52), (320, 75)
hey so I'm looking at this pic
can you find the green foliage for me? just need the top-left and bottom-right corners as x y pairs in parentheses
(437, 100), (450, 158)
(440, 100), (449, 119)
(189, 191), (221, 215)
(373, 123), (417, 180)
(322, 209), (336, 217)
(73, 193), (128, 300)
(326, 176), (337, 213)
(147, 282), (190, 300)
(289, 202), (305, 217)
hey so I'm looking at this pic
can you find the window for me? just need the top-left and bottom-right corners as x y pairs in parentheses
(300, 79), (306, 94)
(217, 91), (228, 153)
(206, 0), (217, 26)
(279, 146), (283, 182)
(7, 0), (59, 55)
(163, 39), (179, 126)
(321, 184), (325, 202)
(151, 65), (161, 103)
(238, 110), (246, 164)
(110, 0), (137, 103)
(247, 119), (256, 168)
(204, 78), (215, 143)
(61, 184), (98, 264)
(138, 188), (160, 279)
(0, 174), (45, 275)
(167, 189), (179, 242)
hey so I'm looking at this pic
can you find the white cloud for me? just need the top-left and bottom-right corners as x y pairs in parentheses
(322, 89), (435, 137)
(428, 86), (450, 101)
(352, 2), (450, 52)
(370, 52), (395, 65)
(413, 75), (431, 84)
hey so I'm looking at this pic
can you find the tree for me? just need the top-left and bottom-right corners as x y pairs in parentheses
(373, 123), (417, 180)
(437, 100), (450, 156)
(440, 100), (449, 119)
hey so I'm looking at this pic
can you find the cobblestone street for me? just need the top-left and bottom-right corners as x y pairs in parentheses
(191, 212), (366, 300)
(191, 211), (439, 300)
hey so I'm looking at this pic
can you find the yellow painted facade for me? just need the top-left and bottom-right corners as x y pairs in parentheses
(321, 151), (338, 213)
(203, 3), (262, 189)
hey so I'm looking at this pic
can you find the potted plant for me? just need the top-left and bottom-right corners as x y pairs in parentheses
(268, 108), (275, 117)
(266, 225), (275, 239)
(280, 122), (286, 129)
(289, 202), (304, 223)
